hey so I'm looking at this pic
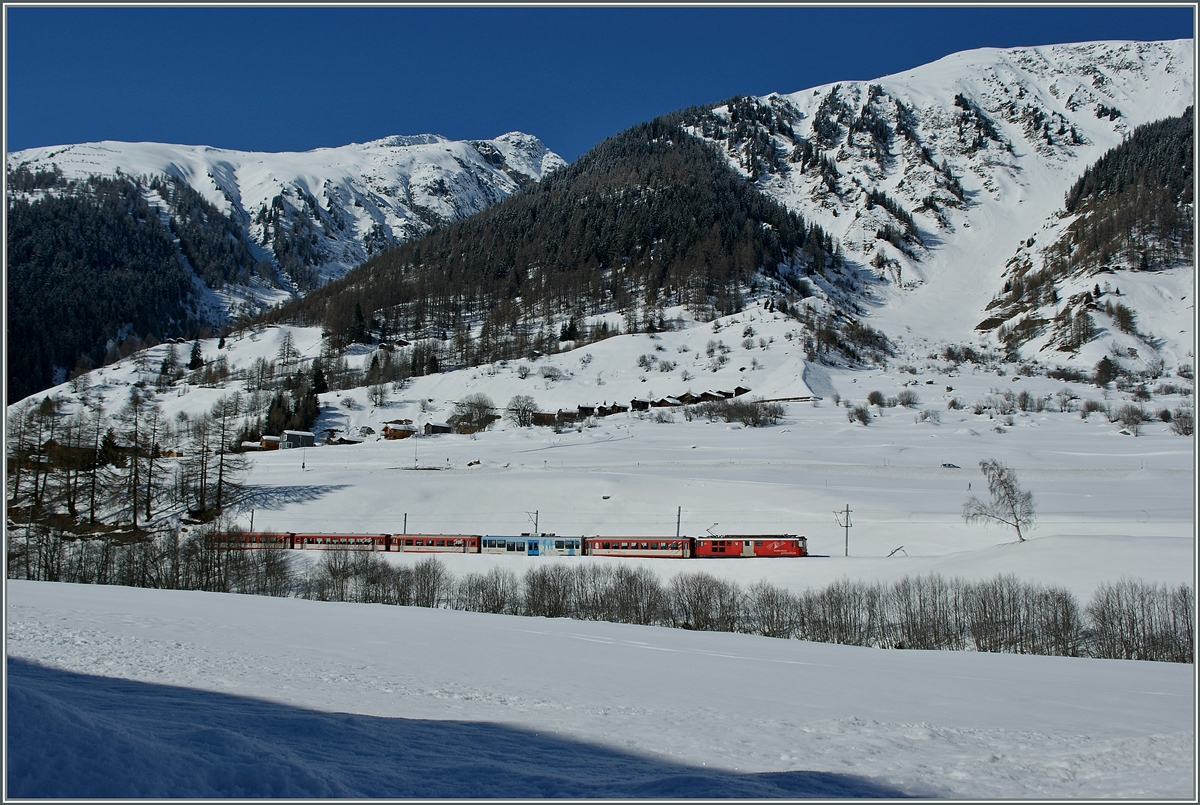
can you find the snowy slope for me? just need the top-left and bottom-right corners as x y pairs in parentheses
(6, 132), (565, 311)
(14, 304), (1194, 593)
(7, 580), (1194, 798)
(690, 39), (1194, 358)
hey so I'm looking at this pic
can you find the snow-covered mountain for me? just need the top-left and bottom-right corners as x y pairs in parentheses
(6, 132), (565, 313)
(685, 39), (1194, 364)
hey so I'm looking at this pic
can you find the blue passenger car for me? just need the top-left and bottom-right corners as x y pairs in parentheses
(480, 534), (581, 556)
(481, 536), (528, 555)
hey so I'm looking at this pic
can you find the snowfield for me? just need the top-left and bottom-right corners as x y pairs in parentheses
(6, 311), (1195, 798)
(6, 580), (1194, 799)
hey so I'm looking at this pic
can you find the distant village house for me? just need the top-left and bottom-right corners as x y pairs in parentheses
(281, 430), (315, 449)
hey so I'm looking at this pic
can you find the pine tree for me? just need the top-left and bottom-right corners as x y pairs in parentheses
(187, 340), (203, 370)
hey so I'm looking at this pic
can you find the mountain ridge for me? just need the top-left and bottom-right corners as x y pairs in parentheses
(7, 131), (565, 309)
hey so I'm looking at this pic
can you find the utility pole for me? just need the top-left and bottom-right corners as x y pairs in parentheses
(676, 506), (681, 539)
(403, 513), (407, 535)
(527, 510), (538, 534)
(833, 504), (852, 557)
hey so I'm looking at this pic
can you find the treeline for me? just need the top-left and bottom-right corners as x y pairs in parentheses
(1065, 106), (1194, 213)
(149, 176), (264, 290)
(6, 175), (200, 403)
(8, 535), (1192, 663)
(262, 116), (844, 364)
(1057, 106), (1193, 274)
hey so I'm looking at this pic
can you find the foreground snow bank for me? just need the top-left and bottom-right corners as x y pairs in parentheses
(7, 581), (1194, 798)
(7, 657), (908, 798)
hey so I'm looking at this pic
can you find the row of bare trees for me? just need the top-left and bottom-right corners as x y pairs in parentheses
(6, 524), (292, 596)
(10, 520), (1190, 663)
(294, 555), (1193, 663)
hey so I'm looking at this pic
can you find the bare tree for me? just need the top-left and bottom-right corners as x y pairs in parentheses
(368, 381), (389, 407)
(116, 390), (147, 530)
(505, 394), (540, 427)
(209, 393), (248, 513)
(182, 414), (214, 516)
(140, 401), (167, 523)
(277, 329), (300, 369)
(963, 459), (1036, 542)
(448, 393), (497, 433)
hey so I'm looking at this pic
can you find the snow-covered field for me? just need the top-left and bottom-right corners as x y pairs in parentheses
(7, 314), (1196, 798)
(6, 580), (1195, 799)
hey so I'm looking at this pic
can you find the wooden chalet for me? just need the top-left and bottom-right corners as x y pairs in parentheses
(596, 403), (629, 417)
(383, 422), (417, 440)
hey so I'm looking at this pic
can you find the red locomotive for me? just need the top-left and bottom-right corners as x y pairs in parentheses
(693, 536), (808, 558)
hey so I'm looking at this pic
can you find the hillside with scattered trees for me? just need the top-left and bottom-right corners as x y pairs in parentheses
(983, 107), (1194, 357)
(265, 115), (865, 370)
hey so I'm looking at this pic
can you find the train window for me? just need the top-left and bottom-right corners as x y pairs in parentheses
(405, 539), (414, 546)
(756, 541), (763, 546)
(602, 542), (611, 550)
(641, 542), (649, 550)
(416, 540), (424, 546)
(506, 543), (515, 551)
(517, 543), (525, 552)
(555, 540), (564, 549)
(620, 542), (628, 549)
(436, 540), (444, 547)
(650, 542), (659, 550)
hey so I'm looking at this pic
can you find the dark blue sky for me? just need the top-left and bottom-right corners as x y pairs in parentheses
(5, 6), (1194, 162)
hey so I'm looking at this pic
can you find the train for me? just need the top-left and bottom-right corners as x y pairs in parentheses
(217, 531), (808, 558)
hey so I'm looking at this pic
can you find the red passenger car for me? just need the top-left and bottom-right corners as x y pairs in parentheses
(583, 537), (692, 558)
(291, 533), (391, 551)
(217, 532), (294, 549)
(392, 534), (480, 553)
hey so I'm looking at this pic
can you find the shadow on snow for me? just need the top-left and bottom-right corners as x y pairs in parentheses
(7, 657), (918, 798)
(234, 483), (351, 512)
